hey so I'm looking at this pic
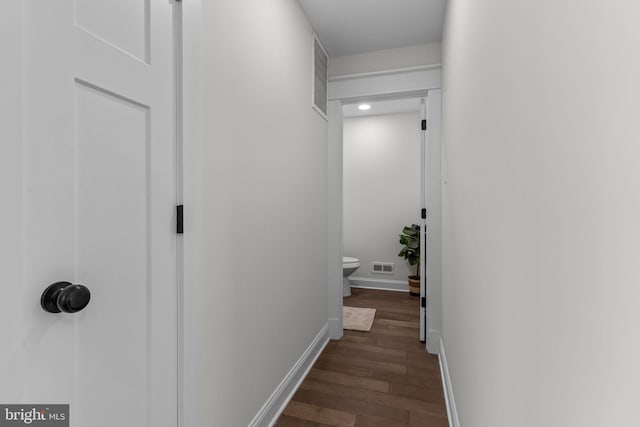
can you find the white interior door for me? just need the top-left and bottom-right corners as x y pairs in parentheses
(424, 89), (442, 354)
(420, 98), (427, 342)
(1, 1), (178, 426)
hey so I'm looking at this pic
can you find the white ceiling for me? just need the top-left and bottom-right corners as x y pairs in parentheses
(298, 0), (446, 57)
(343, 98), (422, 118)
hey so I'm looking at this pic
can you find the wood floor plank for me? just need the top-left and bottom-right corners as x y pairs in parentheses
(307, 368), (390, 393)
(405, 350), (441, 364)
(368, 368), (442, 388)
(335, 340), (407, 358)
(374, 318), (420, 329)
(408, 412), (449, 427)
(275, 414), (309, 426)
(282, 401), (356, 427)
(275, 289), (448, 426)
(291, 388), (340, 408)
(317, 353), (407, 375)
(312, 359), (372, 378)
(275, 414), (339, 426)
(355, 413), (413, 427)
(374, 339), (427, 353)
(406, 365), (442, 378)
(369, 324), (421, 338)
(307, 368), (389, 393)
(389, 382), (446, 403)
(299, 380), (446, 416)
(371, 311), (418, 322)
(340, 334), (377, 345)
(336, 347), (416, 367)
(275, 414), (334, 426)
(293, 389), (410, 424)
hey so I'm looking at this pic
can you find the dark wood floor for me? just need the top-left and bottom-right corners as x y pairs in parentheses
(275, 288), (448, 427)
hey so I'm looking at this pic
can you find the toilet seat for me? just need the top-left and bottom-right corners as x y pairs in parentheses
(343, 257), (360, 269)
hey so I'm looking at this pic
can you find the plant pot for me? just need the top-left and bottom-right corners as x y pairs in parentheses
(408, 276), (420, 297)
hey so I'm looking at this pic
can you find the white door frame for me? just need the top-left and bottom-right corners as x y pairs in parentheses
(420, 98), (427, 343)
(326, 65), (442, 354)
(424, 88), (442, 353)
(179, 0), (204, 426)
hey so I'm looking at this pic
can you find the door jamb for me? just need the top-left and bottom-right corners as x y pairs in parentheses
(326, 65), (442, 353)
(420, 98), (427, 343)
(180, 0), (203, 426)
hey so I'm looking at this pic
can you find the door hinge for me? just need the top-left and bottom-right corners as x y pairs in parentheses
(177, 205), (184, 234)
(421, 297), (426, 308)
(421, 119), (427, 130)
(421, 208), (427, 219)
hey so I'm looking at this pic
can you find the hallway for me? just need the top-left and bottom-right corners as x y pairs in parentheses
(276, 289), (448, 426)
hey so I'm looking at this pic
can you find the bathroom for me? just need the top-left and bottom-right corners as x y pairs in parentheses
(341, 97), (424, 337)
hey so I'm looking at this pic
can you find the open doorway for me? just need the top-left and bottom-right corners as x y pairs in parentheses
(326, 66), (442, 354)
(341, 98), (425, 341)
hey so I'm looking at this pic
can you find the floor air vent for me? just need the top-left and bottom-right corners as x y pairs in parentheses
(372, 262), (394, 275)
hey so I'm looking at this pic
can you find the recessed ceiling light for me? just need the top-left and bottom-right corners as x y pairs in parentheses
(358, 104), (371, 111)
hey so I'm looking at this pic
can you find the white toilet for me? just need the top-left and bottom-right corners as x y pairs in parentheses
(342, 256), (360, 297)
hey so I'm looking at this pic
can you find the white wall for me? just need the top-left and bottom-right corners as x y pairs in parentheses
(329, 42), (441, 77)
(200, 1), (328, 425)
(0, 1), (24, 401)
(442, 1), (640, 426)
(343, 112), (421, 284)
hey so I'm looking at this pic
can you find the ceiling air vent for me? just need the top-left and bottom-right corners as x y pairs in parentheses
(312, 35), (328, 119)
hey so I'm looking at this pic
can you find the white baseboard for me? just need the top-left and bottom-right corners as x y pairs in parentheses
(348, 276), (408, 292)
(248, 324), (329, 427)
(439, 338), (460, 427)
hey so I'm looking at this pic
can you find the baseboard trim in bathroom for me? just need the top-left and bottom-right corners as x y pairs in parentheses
(248, 323), (329, 427)
(348, 276), (409, 293)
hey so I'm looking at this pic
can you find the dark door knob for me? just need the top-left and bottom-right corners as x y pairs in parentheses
(41, 281), (91, 313)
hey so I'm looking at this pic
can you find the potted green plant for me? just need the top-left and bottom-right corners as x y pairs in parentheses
(398, 224), (421, 296)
